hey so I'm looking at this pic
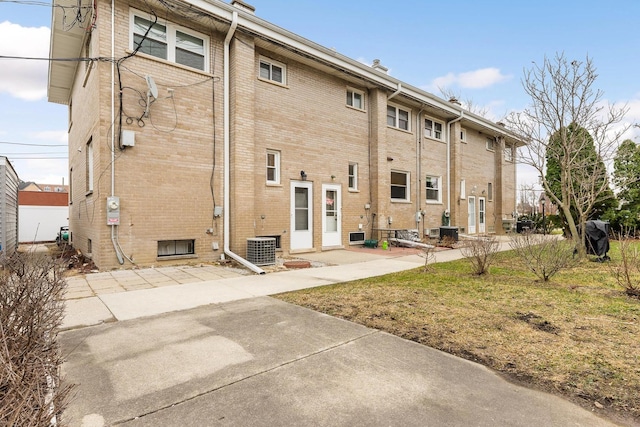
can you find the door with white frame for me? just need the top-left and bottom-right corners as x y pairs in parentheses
(322, 184), (341, 247)
(468, 196), (476, 234)
(290, 181), (313, 251)
(478, 197), (486, 234)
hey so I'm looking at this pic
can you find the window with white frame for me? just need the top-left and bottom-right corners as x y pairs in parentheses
(425, 176), (442, 203)
(348, 162), (358, 190)
(131, 11), (208, 71)
(387, 104), (410, 131)
(460, 128), (467, 143)
(86, 137), (93, 194)
(391, 171), (410, 201)
(266, 150), (280, 184)
(504, 144), (513, 162)
(259, 57), (286, 84)
(486, 137), (495, 151)
(346, 88), (364, 110)
(424, 117), (444, 141)
(460, 179), (466, 199)
(488, 182), (493, 201)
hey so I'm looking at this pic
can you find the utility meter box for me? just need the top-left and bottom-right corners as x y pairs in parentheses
(107, 196), (120, 225)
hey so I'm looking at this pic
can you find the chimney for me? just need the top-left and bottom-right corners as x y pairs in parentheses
(231, 0), (255, 14)
(496, 121), (506, 127)
(449, 97), (461, 106)
(372, 59), (388, 74)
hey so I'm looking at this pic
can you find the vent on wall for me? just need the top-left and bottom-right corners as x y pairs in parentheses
(246, 237), (276, 266)
(428, 228), (440, 238)
(349, 231), (365, 245)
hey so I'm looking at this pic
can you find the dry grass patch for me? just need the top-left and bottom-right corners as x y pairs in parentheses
(275, 246), (640, 424)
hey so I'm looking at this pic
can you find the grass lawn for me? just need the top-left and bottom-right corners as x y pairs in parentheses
(274, 241), (640, 425)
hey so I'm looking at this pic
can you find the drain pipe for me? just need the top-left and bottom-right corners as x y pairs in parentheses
(388, 82), (402, 100)
(446, 110), (464, 222)
(223, 12), (265, 274)
(110, 0), (123, 264)
(416, 105), (424, 237)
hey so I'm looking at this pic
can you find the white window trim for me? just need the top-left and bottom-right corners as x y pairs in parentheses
(86, 138), (93, 194)
(266, 150), (280, 185)
(387, 103), (411, 131)
(486, 137), (495, 152)
(346, 87), (365, 111)
(460, 179), (466, 199)
(259, 56), (287, 85)
(425, 175), (442, 204)
(348, 162), (358, 191)
(391, 170), (410, 202)
(460, 128), (467, 143)
(424, 116), (445, 141)
(129, 9), (209, 72)
(488, 182), (493, 202)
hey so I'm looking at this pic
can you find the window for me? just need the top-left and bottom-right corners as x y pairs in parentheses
(259, 57), (286, 84)
(391, 171), (410, 201)
(158, 239), (195, 257)
(504, 145), (513, 162)
(387, 104), (410, 131)
(424, 117), (444, 141)
(426, 176), (442, 203)
(460, 179), (466, 199)
(131, 11), (208, 71)
(460, 128), (467, 143)
(346, 88), (364, 110)
(44, 186), (51, 192)
(266, 150), (280, 184)
(486, 137), (495, 151)
(86, 138), (93, 194)
(69, 168), (73, 203)
(488, 182), (493, 201)
(348, 162), (358, 190)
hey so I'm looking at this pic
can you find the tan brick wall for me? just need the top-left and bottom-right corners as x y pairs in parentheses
(66, 0), (519, 269)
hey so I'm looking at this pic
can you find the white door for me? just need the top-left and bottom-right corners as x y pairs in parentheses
(479, 197), (486, 234)
(322, 184), (341, 247)
(290, 181), (313, 250)
(468, 196), (476, 234)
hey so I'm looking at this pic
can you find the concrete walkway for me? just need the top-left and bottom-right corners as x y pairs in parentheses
(58, 238), (623, 427)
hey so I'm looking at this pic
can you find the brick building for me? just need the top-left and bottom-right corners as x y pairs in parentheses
(48, 0), (524, 270)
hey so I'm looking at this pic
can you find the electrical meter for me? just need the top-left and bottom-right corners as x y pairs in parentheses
(107, 196), (120, 226)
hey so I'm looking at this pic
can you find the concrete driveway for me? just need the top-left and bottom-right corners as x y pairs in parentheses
(60, 297), (617, 427)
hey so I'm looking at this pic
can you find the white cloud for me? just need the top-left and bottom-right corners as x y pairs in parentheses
(31, 130), (68, 144)
(0, 21), (50, 101)
(430, 67), (511, 91)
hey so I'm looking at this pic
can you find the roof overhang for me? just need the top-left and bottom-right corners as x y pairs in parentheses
(47, 0), (525, 145)
(47, 0), (92, 105)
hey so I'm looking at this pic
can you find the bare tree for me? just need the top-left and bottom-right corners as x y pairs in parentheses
(460, 235), (500, 275)
(509, 233), (576, 282)
(507, 54), (628, 255)
(439, 87), (490, 118)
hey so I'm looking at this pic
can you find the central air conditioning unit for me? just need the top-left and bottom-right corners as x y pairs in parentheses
(246, 237), (276, 266)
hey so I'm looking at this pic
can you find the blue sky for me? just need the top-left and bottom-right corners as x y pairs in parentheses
(1, 0), (639, 187)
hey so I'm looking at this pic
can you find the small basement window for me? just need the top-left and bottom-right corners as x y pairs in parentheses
(158, 239), (195, 257)
(257, 235), (281, 249)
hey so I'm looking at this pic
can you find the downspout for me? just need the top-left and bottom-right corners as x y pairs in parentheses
(111, 0), (123, 264)
(446, 110), (464, 223)
(223, 12), (265, 274)
(416, 105), (424, 236)
(388, 82), (401, 100)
